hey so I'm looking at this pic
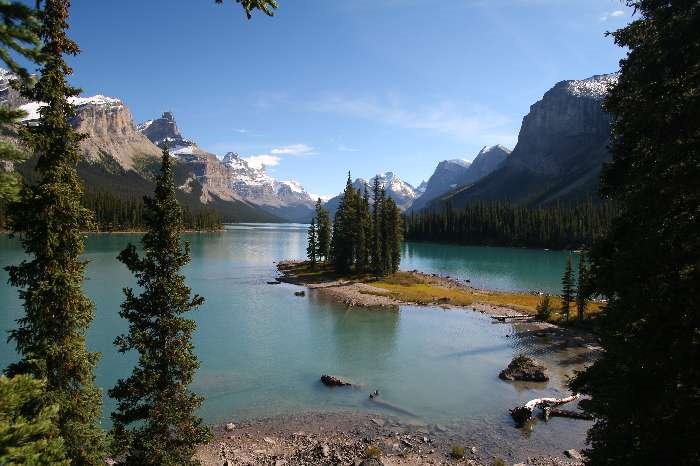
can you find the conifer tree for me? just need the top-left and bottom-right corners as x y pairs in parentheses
(354, 187), (370, 273)
(330, 173), (357, 274)
(570, 2), (700, 464)
(109, 147), (211, 465)
(575, 253), (589, 321)
(386, 196), (402, 274)
(0, 1), (42, 200)
(315, 198), (331, 262)
(5, 1), (104, 463)
(0, 375), (68, 465)
(370, 177), (383, 276)
(559, 256), (574, 322)
(306, 218), (318, 266)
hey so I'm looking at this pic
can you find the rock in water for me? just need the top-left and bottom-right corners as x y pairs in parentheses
(294, 290), (306, 297)
(499, 355), (549, 382)
(320, 374), (352, 387)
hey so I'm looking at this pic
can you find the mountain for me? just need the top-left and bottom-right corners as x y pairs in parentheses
(137, 112), (315, 222)
(409, 159), (471, 212)
(1, 68), (280, 223)
(433, 74), (617, 209)
(461, 145), (511, 184)
(324, 172), (419, 216)
(410, 145), (511, 212)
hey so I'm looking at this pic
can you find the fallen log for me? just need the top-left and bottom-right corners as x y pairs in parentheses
(491, 315), (533, 322)
(543, 407), (593, 421)
(510, 394), (581, 427)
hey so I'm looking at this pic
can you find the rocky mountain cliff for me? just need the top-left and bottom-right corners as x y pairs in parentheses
(324, 172), (420, 216)
(1, 68), (280, 223)
(137, 112), (315, 222)
(435, 74), (616, 208)
(410, 145), (511, 212)
(409, 159), (470, 212)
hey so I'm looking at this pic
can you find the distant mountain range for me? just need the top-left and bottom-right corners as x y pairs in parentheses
(424, 74), (617, 210)
(2, 68), (617, 222)
(324, 172), (421, 217)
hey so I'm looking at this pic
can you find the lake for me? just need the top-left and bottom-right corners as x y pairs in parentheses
(0, 224), (586, 454)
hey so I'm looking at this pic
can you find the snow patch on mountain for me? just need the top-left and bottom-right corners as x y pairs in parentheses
(564, 74), (619, 100)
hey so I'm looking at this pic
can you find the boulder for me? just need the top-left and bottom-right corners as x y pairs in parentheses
(320, 374), (352, 387)
(224, 422), (236, 431)
(499, 355), (549, 382)
(294, 290), (306, 297)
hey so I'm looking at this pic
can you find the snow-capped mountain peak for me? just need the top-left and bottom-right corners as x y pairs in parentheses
(563, 73), (619, 100)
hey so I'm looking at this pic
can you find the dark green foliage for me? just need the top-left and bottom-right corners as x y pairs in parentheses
(214, 0), (278, 19)
(536, 294), (553, 321)
(4, 1), (104, 463)
(570, 2), (700, 465)
(560, 256), (574, 322)
(330, 173), (358, 274)
(0, 0), (42, 80)
(109, 148), (211, 465)
(0, 375), (68, 465)
(314, 198), (331, 261)
(330, 174), (402, 276)
(0, 1), (43, 201)
(83, 190), (222, 231)
(306, 218), (317, 265)
(370, 177), (383, 275)
(405, 200), (617, 249)
(575, 253), (589, 321)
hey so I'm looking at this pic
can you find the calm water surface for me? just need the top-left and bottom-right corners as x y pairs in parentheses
(0, 224), (585, 453)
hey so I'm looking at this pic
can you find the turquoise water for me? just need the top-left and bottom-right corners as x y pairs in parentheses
(0, 224), (584, 450)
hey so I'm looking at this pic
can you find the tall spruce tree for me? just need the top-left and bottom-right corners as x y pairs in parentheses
(386, 196), (402, 274)
(570, 2), (700, 464)
(370, 177), (383, 276)
(330, 173), (357, 274)
(560, 256), (574, 322)
(4, 0), (104, 463)
(109, 147), (211, 465)
(354, 187), (370, 273)
(315, 198), (331, 262)
(306, 218), (318, 266)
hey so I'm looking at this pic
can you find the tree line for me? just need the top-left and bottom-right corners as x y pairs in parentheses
(1, 190), (223, 231)
(404, 200), (618, 249)
(307, 174), (403, 276)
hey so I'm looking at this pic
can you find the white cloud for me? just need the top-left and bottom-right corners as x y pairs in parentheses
(244, 154), (281, 169)
(270, 144), (316, 156)
(308, 94), (513, 142)
(600, 10), (625, 21)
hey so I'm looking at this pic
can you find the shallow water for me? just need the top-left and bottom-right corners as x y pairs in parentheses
(0, 224), (588, 452)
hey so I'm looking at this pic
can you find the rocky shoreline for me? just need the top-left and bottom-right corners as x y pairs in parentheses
(195, 411), (586, 466)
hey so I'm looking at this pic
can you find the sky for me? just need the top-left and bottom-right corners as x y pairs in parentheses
(29, 0), (633, 198)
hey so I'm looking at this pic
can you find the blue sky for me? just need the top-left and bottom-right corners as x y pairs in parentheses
(48, 0), (631, 198)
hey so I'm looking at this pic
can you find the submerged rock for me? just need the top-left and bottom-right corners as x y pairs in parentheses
(294, 290), (306, 297)
(320, 374), (352, 387)
(499, 355), (549, 382)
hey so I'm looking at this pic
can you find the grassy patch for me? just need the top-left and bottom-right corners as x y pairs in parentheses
(364, 445), (382, 459)
(450, 445), (465, 459)
(280, 263), (602, 320)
